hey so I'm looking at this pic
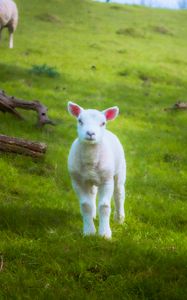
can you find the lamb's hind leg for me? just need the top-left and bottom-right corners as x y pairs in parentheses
(72, 180), (96, 236)
(114, 167), (126, 224)
(8, 26), (14, 49)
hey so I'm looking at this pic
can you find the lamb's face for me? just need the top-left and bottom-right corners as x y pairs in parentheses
(77, 109), (106, 144)
(68, 102), (119, 144)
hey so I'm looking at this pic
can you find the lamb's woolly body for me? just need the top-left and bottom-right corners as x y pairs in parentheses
(68, 102), (126, 239)
(0, 0), (18, 48)
(68, 130), (125, 186)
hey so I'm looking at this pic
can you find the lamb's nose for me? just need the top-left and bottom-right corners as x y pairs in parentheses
(86, 131), (95, 137)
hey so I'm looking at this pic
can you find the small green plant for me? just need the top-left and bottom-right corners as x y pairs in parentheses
(118, 70), (129, 77)
(116, 27), (144, 38)
(152, 25), (173, 35)
(30, 64), (60, 78)
(36, 13), (62, 24)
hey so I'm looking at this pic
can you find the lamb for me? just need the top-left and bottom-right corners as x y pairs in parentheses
(68, 102), (126, 239)
(0, 0), (18, 48)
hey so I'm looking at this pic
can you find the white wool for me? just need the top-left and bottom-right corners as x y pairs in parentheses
(0, 0), (18, 48)
(68, 102), (126, 239)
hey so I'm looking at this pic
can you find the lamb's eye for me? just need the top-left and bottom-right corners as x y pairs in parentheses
(100, 122), (106, 127)
(78, 119), (83, 125)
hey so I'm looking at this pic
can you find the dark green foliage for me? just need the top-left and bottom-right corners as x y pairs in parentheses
(30, 64), (60, 78)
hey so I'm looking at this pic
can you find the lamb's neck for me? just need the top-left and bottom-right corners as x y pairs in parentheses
(79, 141), (101, 165)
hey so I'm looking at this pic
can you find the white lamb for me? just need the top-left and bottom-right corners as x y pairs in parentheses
(0, 0), (18, 48)
(68, 102), (126, 239)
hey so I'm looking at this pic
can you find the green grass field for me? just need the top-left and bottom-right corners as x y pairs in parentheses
(0, 0), (187, 299)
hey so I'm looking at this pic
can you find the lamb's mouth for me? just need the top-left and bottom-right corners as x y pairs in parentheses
(85, 137), (96, 142)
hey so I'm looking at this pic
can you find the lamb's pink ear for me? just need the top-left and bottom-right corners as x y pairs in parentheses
(68, 101), (83, 118)
(103, 106), (119, 121)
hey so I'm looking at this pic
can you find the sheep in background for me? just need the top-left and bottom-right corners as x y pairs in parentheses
(0, 0), (18, 48)
(68, 102), (126, 239)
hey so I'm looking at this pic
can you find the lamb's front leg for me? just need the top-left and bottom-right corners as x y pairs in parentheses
(98, 180), (114, 239)
(72, 180), (96, 236)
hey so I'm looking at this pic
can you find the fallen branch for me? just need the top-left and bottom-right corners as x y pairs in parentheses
(0, 90), (55, 126)
(165, 102), (187, 111)
(0, 134), (47, 157)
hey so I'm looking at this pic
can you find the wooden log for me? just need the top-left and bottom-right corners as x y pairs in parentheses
(0, 90), (55, 126)
(0, 134), (47, 157)
(173, 102), (187, 110)
(165, 102), (187, 111)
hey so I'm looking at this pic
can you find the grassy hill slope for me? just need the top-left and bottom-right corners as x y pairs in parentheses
(0, 0), (187, 299)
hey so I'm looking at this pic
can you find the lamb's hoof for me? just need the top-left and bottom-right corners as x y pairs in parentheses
(114, 213), (125, 224)
(99, 228), (112, 239)
(83, 227), (96, 236)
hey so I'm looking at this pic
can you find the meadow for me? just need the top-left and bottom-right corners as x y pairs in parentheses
(0, 0), (187, 299)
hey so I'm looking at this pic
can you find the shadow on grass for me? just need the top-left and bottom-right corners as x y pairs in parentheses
(6, 230), (186, 300)
(0, 205), (186, 299)
(0, 205), (79, 237)
(0, 63), (64, 88)
(0, 63), (28, 82)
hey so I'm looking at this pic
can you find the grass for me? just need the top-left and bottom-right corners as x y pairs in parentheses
(0, 0), (187, 299)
